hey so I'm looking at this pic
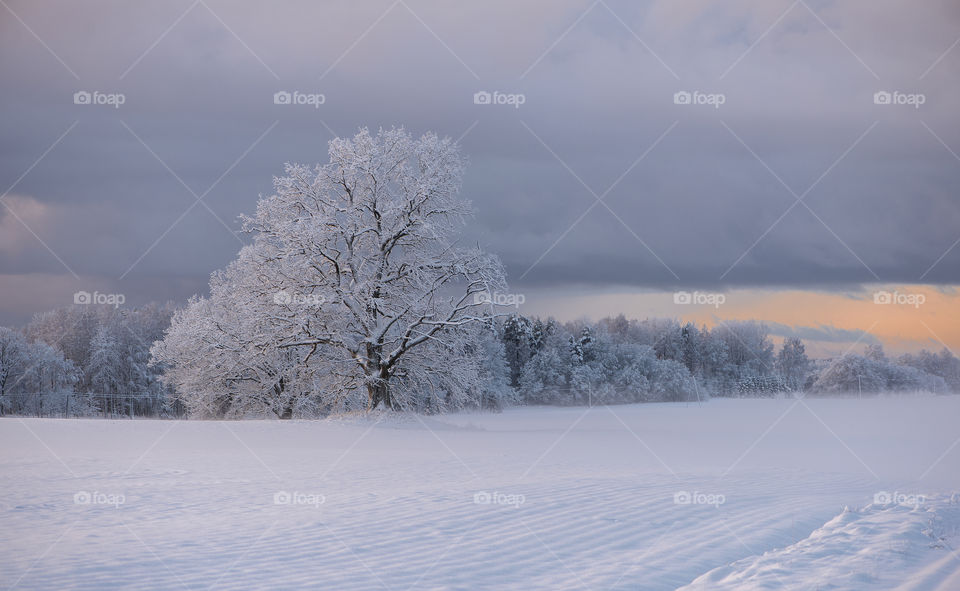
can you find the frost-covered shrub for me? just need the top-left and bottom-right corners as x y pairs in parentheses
(649, 358), (699, 402)
(736, 375), (791, 397)
(811, 353), (947, 394)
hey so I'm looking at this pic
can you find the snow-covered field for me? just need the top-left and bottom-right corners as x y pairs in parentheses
(2, 396), (959, 590)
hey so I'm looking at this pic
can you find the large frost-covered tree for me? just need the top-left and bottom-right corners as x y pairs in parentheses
(153, 128), (508, 415)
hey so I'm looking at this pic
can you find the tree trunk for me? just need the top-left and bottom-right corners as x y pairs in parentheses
(275, 377), (293, 419)
(365, 342), (394, 411)
(366, 379), (393, 411)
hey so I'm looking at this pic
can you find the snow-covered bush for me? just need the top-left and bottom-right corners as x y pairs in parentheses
(648, 358), (699, 402)
(736, 375), (791, 397)
(811, 352), (947, 394)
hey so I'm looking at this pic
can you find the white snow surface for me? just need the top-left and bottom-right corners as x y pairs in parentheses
(2, 395), (959, 590)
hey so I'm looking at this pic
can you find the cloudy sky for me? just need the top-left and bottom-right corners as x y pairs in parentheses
(1, 0), (958, 355)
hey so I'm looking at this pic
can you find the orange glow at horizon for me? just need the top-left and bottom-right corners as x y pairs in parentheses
(519, 285), (959, 358)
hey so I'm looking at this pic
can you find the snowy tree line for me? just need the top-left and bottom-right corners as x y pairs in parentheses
(810, 344), (959, 394)
(503, 315), (785, 404)
(0, 303), (179, 417)
(1, 306), (956, 418)
(498, 314), (958, 405)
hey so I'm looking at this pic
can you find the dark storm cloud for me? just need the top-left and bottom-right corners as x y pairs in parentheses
(1, 0), (958, 325)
